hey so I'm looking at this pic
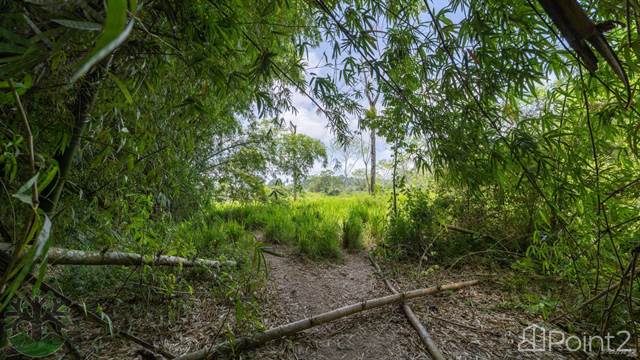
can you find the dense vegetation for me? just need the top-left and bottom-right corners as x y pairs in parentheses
(1, 0), (640, 357)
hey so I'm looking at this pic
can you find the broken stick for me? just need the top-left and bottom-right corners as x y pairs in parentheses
(368, 253), (445, 360)
(175, 279), (479, 360)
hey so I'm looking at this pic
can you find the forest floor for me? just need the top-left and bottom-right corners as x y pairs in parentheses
(26, 246), (581, 359)
(249, 245), (570, 360)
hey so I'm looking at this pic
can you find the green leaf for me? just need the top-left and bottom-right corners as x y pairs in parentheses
(9, 332), (63, 358)
(108, 72), (133, 104)
(0, 214), (51, 312)
(70, 0), (134, 83)
(129, 0), (138, 12)
(52, 19), (102, 31)
(12, 173), (39, 205)
(38, 164), (58, 191)
(100, 311), (114, 336)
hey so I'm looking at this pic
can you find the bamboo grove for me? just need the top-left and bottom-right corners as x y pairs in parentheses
(1, 0), (639, 349)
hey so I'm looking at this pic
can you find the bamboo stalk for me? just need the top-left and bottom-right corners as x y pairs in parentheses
(550, 260), (640, 323)
(368, 253), (446, 360)
(175, 279), (479, 360)
(0, 243), (235, 269)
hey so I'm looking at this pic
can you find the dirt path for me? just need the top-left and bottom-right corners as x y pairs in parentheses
(252, 246), (424, 359)
(250, 246), (568, 360)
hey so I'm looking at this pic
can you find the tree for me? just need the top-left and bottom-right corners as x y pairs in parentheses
(330, 140), (359, 187)
(304, 170), (343, 194)
(361, 74), (381, 195)
(274, 133), (326, 199)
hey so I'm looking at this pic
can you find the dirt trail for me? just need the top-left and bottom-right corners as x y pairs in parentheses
(251, 246), (567, 360)
(252, 247), (423, 359)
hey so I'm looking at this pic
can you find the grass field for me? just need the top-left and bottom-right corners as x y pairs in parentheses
(207, 193), (388, 259)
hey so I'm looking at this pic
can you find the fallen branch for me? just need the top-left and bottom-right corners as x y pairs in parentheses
(368, 253), (445, 360)
(260, 247), (285, 258)
(175, 279), (480, 360)
(0, 243), (235, 268)
(446, 225), (497, 241)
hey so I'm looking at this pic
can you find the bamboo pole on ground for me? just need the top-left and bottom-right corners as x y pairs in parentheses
(0, 243), (235, 268)
(175, 279), (479, 360)
(368, 253), (446, 360)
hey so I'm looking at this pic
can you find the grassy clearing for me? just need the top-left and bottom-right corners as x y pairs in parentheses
(209, 193), (387, 260)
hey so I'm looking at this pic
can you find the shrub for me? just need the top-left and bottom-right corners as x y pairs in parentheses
(385, 188), (436, 257)
(385, 213), (415, 257)
(366, 205), (386, 243)
(297, 218), (342, 260)
(349, 203), (370, 223)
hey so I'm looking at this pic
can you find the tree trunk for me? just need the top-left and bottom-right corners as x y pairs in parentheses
(368, 254), (445, 360)
(392, 141), (399, 216)
(0, 243), (235, 268)
(175, 279), (479, 360)
(362, 72), (378, 195)
(40, 70), (101, 214)
(370, 128), (376, 194)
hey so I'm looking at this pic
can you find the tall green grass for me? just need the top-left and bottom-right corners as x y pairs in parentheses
(207, 193), (387, 260)
(343, 212), (364, 251)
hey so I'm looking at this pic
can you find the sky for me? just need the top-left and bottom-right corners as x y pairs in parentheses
(280, 44), (392, 175)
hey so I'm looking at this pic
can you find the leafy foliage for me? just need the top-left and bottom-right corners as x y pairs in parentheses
(272, 132), (327, 199)
(2, 0), (640, 344)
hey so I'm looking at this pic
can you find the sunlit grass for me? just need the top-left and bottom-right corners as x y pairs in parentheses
(207, 192), (388, 259)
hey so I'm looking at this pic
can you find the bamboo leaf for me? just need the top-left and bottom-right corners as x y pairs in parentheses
(12, 173), (39, 205)
(9, 332), (64, 358)
(52, 19), (102, 31)
(70, 0), (134, 83)
(108, 72), (133, 104)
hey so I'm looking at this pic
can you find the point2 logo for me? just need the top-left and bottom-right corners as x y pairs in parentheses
(518, 323), (635, 356)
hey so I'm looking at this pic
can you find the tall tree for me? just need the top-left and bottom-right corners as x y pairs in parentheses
(363, 75), (380, 195)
